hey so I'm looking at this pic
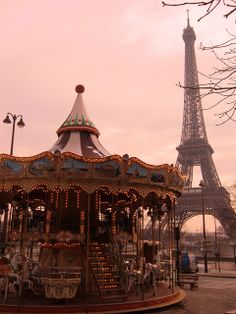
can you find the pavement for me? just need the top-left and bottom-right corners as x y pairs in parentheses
(158, 262), (236, 314)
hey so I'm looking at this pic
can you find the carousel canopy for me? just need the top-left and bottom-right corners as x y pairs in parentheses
(0, 84), (183, 198)
(50, 85), (110, 158)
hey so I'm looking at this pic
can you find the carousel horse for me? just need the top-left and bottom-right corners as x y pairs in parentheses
(31, 262), (43, 295)
(152, 262), (163, 296)
(8, 254), (34, 296)
(0, 257), (11, 302)
(7, 254), (24, 296)
(0, 247), (36, 300)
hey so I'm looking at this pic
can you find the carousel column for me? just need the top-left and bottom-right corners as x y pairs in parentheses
(45, 210), (52, 241)
(168, 200), (175, 293)
(167, 209), (171, 289)
(151, 209), (156, 263)
(80, 210), (85, 234)
(158, 215), (161, 252)
(0, 204), (9, 254)
(79, 191), (85, 235)
(141, 203), (145, 301)
(132, 210), (137, 243)
(137, 206), (143, 262)
(19, 192), (29, 257)
(136, 205), (143, 299)
(111, 194), (116, 239)
(111, 210), (116, 237)
(173, 198), (180, 284)
(85, 192), (91, 295)
(19, 209), (24, 257)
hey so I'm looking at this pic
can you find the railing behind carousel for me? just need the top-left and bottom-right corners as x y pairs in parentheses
(108, 240), (129, 293)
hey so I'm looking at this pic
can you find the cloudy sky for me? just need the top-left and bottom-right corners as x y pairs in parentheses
(0, 1), (235, 188)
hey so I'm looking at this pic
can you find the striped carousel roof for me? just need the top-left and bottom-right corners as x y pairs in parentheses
(50, 85), (110, 157)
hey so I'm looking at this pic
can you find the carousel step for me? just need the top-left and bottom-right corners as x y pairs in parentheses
(90, 264), (110, 268)
(89, 251), (103, 254)
(97, 280), (119, 284)
(89, 258), (108, 262)
(93, 269), (117, 274)
(89, 259), (110, 265)
(92, 264), (117, 268)
(96, 273), (118, 278)
(89, 259), (109, 263)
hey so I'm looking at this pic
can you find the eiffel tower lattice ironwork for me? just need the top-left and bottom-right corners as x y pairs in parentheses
(175, 17), (236, 240)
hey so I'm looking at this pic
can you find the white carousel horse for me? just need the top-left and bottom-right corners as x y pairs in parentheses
(144, 263), (153, 288)
(0, 257), (12, 302)
(7, 254), (24, 296)
(8, 254), (34, 296)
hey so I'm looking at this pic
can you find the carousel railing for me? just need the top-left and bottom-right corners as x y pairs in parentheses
(40, 266), (82, 278)
(39, 266), (82, 299)
(108, 240), (129, 293)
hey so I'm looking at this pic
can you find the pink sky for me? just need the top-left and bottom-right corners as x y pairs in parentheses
(1, 0), (235, 195)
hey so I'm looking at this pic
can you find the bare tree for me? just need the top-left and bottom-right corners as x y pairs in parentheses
(163, 0), (236, 124)
(162, 1), (236, 21)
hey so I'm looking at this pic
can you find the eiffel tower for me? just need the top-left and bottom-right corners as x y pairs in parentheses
(175, 17), (236, 239)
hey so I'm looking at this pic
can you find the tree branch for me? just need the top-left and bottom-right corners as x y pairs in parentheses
(162, 0), (236, 20)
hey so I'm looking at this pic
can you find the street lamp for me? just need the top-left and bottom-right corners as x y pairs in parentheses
(3, 113), (25, 155)
(199, 180), (208, 273)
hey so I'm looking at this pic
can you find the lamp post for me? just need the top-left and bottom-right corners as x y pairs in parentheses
(199, 180), (208, 273)
(3, 113), (25, 155)
(213, 215), (221, 271)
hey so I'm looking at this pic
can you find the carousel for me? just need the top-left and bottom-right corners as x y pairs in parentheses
(0, 85), (184, 313)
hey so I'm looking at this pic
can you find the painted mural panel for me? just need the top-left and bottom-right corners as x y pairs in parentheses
(0, 160), (23, 177)
(61, 158), (89, 177)
(169, 171), (183, 189)
(126, 163), (148, 178)
(151, 169), (166, 185)
(95, 161), (120, 177)
(29, 158), (54, 176)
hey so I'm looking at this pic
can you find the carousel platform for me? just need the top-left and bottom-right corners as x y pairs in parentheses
(0, 282), (185, 314)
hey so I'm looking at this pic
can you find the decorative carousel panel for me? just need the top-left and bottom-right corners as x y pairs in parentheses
(0, 159), (23, 177)
(42, 277), (81, 299)
(62, 158), (89, 176)
(40, 247), (55, 268)
(150, 169), (167, 185)
(94, 160), (121, 178)
(169, 171), (184, 190)
(126, 162), (148, 179)
(29, 158), (55, 176)
(57, 247), (83, 268)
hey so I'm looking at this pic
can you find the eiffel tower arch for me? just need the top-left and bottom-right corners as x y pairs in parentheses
(175, 17), (236, 240)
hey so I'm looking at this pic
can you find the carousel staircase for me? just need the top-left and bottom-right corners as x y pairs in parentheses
(88, 241), (128, 300)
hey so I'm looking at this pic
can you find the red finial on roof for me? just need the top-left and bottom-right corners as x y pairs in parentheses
(75, 84), (85, 94)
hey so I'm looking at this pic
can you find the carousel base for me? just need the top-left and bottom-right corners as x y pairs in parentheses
(0, 284), (185, 314)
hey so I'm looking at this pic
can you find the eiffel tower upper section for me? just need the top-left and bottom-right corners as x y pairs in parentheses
(176, 16), (221, 189)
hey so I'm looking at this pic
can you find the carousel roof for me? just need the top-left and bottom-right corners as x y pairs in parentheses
(50, 85), (110, 158)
